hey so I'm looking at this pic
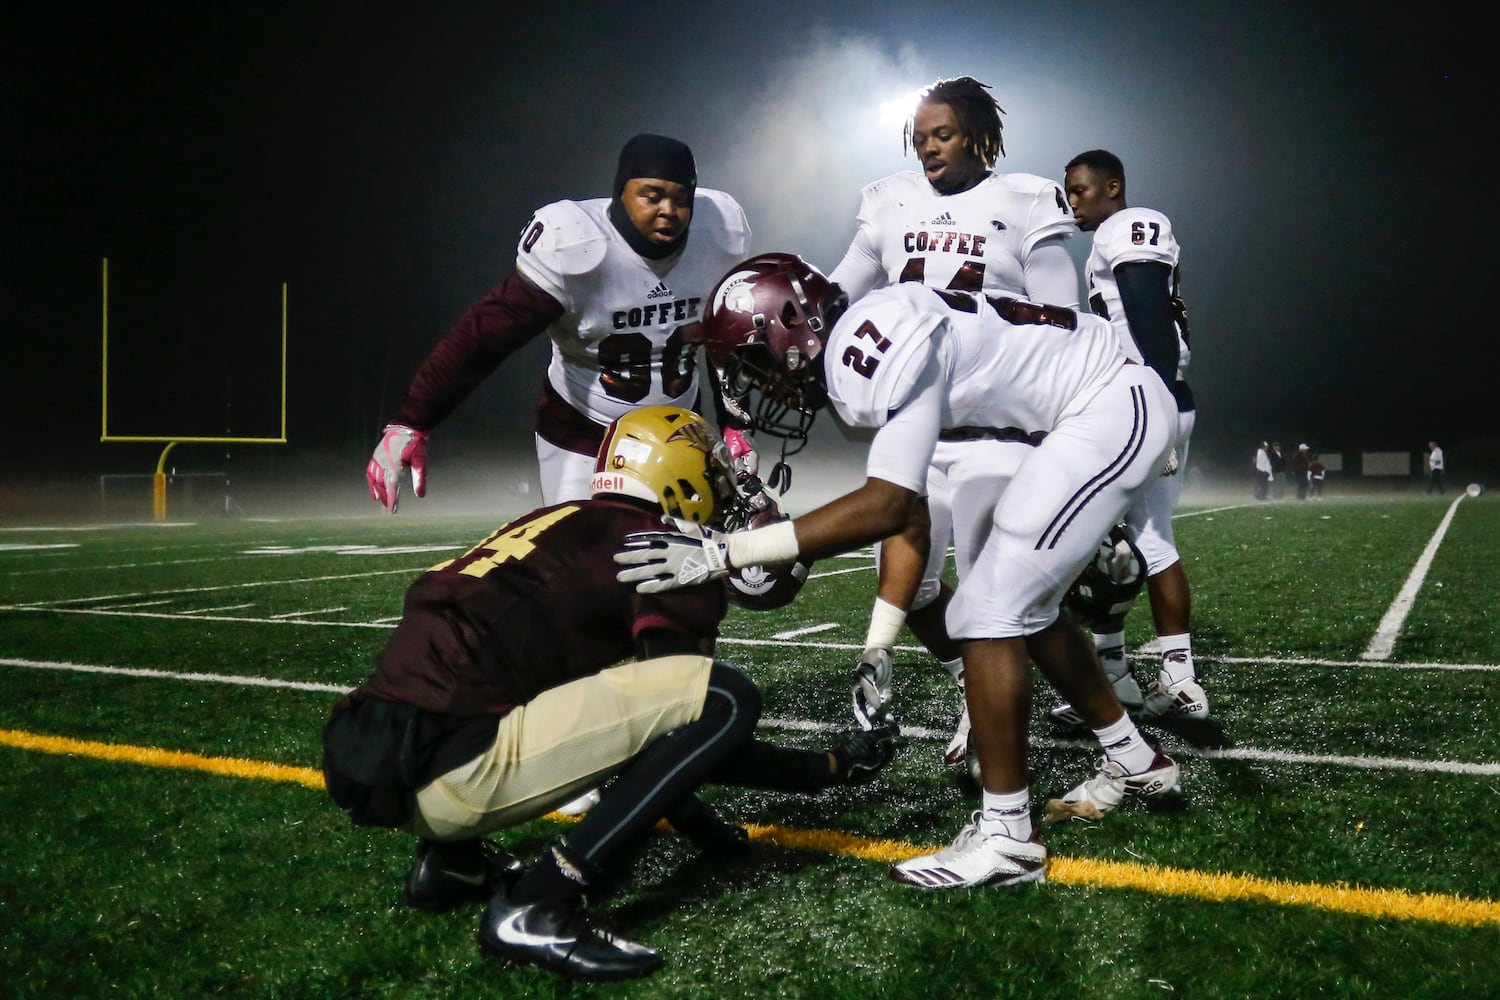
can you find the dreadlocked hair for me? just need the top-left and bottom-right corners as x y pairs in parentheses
(904, 76), (1005, 167)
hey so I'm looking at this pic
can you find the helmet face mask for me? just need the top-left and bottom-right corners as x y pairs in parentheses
(703, 253), (844, 452)
(590, 405), (735, 524)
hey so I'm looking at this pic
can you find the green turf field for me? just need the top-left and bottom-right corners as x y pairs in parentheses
(2, 492), (1496, 998)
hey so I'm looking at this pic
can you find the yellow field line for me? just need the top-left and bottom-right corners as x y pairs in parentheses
(5, 727), (1497, 929)
(0, 727), (327, 789)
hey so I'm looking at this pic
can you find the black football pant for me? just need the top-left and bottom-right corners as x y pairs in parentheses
(562, 660), (837, 875)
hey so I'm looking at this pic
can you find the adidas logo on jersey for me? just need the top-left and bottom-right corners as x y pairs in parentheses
(646, 281), (673, 300)
(929, 212), (956, 226)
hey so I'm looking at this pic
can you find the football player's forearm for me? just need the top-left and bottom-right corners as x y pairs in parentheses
(784, 477), (922, 564)
(874, 507), (930, 611)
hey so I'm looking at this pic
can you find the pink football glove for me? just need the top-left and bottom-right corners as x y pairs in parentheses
(366, 424), (429, 514)
(723, 427), (759, 480)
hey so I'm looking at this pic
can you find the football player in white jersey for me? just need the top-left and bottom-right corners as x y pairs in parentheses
(1056, 149), (1207, 722)
(366, 133), (754, 513)
(616, 254), (1183, 888)
(828, 76), (1078, 761)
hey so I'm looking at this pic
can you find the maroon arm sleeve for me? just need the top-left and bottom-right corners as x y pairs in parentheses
(387, 270), (566, 430)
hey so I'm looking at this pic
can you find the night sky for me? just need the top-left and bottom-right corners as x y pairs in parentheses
(4, 3), (1488, 512)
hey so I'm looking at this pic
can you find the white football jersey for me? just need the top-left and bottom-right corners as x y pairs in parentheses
(830, 170), (1075, 303)
(1084, 206), (1189, 377)
(515, 188), (751, 425)
(825, 284), (1125, 492)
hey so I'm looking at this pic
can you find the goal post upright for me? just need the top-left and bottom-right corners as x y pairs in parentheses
(100, 257), (290, 521)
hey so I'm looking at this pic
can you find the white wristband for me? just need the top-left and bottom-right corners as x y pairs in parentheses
(863, 597), (906, 650)
(726, 519), (801, 569)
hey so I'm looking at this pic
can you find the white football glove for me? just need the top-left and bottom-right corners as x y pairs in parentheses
(851, 647), (895, 731)
(615, 517), (730, 593)
(366, 424), (429, 514)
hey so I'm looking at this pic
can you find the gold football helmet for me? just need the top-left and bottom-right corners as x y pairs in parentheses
(590, 405), (734, 524)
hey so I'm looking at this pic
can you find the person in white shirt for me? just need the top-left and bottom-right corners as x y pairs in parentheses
(616, 253), (1183, 888)
(1052, 149), (1208, 723)
(828, 76), (1077, 762)
(1426, 441), (1445, 494)
(1254, 442), (1273, 500)
(366, 133), (754, 513)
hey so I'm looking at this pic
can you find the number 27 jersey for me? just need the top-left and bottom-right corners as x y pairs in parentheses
(825, 284), (1125, 490)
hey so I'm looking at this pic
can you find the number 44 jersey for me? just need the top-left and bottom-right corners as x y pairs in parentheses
(517, 189), (750, 427)
(830, 170), (1074, 301)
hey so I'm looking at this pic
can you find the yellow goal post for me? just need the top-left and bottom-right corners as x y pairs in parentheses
(99, 257), (288, 521)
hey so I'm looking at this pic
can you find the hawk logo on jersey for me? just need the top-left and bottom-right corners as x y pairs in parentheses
(990, 219), (1008, 231)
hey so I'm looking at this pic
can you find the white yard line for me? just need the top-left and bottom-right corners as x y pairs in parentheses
(2, 655), (1494, 776)
(771, 623), (839, 640)
(1, 566), (422, 609)
(1361, 493), (1470, 661)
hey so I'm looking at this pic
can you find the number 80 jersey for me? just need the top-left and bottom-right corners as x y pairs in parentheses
(516, 189), (751, 426)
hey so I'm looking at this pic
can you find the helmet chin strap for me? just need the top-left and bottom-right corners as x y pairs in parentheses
(768, 438), (792, 494)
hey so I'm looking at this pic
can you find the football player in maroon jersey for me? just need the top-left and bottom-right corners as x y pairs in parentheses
(324, 405), (893, 982)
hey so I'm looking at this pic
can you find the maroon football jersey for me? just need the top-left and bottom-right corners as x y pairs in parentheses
(359, 496), (726, 716)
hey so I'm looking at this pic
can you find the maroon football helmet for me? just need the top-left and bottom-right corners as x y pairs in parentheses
(701, 253), (847, 449)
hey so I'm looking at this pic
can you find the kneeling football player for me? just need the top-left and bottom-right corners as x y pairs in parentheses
(321, 404), (894, 983)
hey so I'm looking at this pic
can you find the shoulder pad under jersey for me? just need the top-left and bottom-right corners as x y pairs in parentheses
(690, 188), (752, 257)
(516, 198), (610, 279)
(1096, 207), (1178, 266)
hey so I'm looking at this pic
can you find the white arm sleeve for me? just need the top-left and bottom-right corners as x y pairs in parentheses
(1022, 236), (1080, 309)
(829, 225), (885, 303)
(863, 352), (944, 493)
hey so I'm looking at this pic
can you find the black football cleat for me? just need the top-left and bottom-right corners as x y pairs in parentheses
(404, 839), (523, 913)
(477, 888), (662, 981)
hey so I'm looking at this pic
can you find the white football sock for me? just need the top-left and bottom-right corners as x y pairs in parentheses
(1092, 712), (1157, 775)
(979, 788), (1033, 841)
(1157, 633), (1195, 685)
(940, 656), (965, 689)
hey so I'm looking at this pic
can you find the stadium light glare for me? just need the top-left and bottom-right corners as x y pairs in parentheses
(878, 90), (923, 127)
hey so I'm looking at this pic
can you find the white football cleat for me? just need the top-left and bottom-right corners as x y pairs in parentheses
(1140, 677), (1209, 720)
(1044, 749), (1180, 823)
(889, 813), (1047, 889)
